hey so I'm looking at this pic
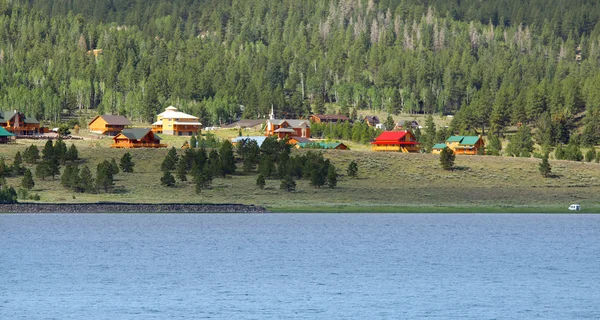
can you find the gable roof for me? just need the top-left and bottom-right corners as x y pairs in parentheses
(297, 142), (346, 149)
(446, 136), (464, 142)
(459, 136), (481, 145)
(222, 119), (264, 129)
(289, 136), (312, 143)
(0, 127), (15, 137)
(90, 115), (131, 126)
(0, 111), (40, 124)
(268, 119), (310, 128)
(433, 143), (447, 149)
(117, 128), (159, 140)
(372, 130), (419, 145)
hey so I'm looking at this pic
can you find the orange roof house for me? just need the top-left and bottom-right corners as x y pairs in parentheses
(88, 115), (131, 136)
(265, 106), (310, 139)
(371, 130), (420, 153)
(111, 128), (166, 148)
(0, 110), (45, 135)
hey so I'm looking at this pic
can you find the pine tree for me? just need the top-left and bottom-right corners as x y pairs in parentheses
(539, 153), (552, 178)
(439, 147), (455, 170)
(161, 147), (179, 171)
(110, 158), (120, 175)
(190, 135), (197, 149)
(95, 160), (115, 192)
(487, 135), (502, 156)
(66, 144), (79, 161)
(176, 157), (188, 181)
(22, 169), (35, 190)
(327, 164), (337, 188)
(280, 174), (296, 192)
(35, 161), (51, 181)
(385, 115), (395, 130)
(78, 165), (94, 193)
(61, 164), (77, 188)
(12, 151), (23, 176)
(23, 145), (40, 164)
(347, 160), (358, 178)
(256, 174), (266, 189)
(585, 148), (597, 162)
(54, 138), (68, 164)
(160, 170), (176, 187)
(120, 152), (134, 172)
(219, 140), (236, 175)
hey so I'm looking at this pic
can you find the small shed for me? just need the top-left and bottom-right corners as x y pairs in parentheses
(0, 127), (15, 143)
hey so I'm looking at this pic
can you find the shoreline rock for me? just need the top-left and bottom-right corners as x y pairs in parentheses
(0, 203), (269, 214)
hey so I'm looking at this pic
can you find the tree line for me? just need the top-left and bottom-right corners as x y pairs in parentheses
(2, 0), (600, 147)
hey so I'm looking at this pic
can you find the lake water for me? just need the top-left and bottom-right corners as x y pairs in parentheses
(1, 213), (599, 319)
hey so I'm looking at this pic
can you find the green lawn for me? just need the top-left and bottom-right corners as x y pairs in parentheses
(2, 133), (599, 213)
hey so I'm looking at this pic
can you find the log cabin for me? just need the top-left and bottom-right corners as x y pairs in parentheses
(111, 128), (166, 148)
(88, 115), (131, 136)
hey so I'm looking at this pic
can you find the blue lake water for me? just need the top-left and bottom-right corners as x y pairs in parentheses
(1, 213), (599, 319)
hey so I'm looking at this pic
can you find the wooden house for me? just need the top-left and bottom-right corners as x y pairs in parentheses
(111, 128), (166, 148)
(395, 120), (420, 131)
(265, 119), (311, 139)
(152, 106), (202, 136)
(0, 127), (15, 143)
(288, 136), (312, 145)
(309, 114), (350, 123)
(431, 143), (448, 154)
(372, 130), (419, 153)
(445, 136), (485, 155)
(364, 116), (380, 127)
(0, 111), (45, 135)
(88, 115), (131, 136)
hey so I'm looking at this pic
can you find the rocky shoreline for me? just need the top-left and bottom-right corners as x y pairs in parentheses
(0, 203), (269, 213)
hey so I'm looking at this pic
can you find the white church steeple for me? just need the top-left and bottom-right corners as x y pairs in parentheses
(269, 104), (275, 120)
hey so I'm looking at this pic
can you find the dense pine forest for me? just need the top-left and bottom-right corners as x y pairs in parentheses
(2, 0), (600, 144)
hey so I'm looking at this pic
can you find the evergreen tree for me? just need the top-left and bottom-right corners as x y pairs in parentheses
(161, 147), (179, 171)
(66, 144), (79, 161)
(585, 148), (597, 162)
(160, 170), (176, 187)
(347, 160), (358, 178)
(539, 153), (552, 178)
(256, 174), (266, 189)
(439, 147), (455, 170)
(21, 169), (35, 190)
(506, 126), (534, 157)
(35, 161), (51, 181)
(242, 140), (260, 172)
(54, 138), (68, 164)
(190, 135), (197, 149)
(487, 135), (502, 156)
(95, 160), (115, 192)
(0, 186), (17, 204)
(327, 164), (337, 188)
(78, 165), (94, 193)
(23, 145), (40, 164)
(61, 164), (77, 189)
(219, 140), (236, 175)
(280, 175), (296, 192)
(385, 115), (395, 131)
(110, 158), (120, 175)
(12, 152), (23, 176)
(555, 144), (565, 160)
(258, 155), (275, 178)
(120, 152), (134, 172)
(208, 149), (222, 177)
(176, 157), (188, 182)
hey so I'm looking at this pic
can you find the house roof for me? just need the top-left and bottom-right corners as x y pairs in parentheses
(311, 114), (349, 121)
(446, 136), (464, 142)
(268, 119), (310, 128)
(0, 111), (40, 124)
(274, 128), (296, 133)
(90, 115), (131, 126)
(231, 136), (267, 147)
(157, 106), (199, 120)
(365, 116), (380, 123)
(433, 143), (447, 149)
(459, 136), (481, 145)
(0, 127), (15, 137)
(116, 128), (159, 140)
(372, 131), (419, 145)
(289, 136), (312, 143)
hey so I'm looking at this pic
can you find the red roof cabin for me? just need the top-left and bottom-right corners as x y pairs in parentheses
(372, 130), (420, 153)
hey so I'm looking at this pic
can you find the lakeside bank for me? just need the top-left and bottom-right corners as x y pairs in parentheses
(0, 203), (268, 213)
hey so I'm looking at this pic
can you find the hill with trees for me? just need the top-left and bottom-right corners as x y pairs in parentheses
(2, 0), (600, 145)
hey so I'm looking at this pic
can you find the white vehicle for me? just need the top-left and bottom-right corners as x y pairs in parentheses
(568, 204), (581, 211)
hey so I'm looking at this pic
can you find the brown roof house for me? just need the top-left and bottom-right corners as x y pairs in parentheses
(309, 114), (350, 123)
(364, 116), (380, 127)
(88, 115), (132, 136)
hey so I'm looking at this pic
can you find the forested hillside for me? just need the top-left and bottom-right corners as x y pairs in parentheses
(2, 0), (600, 144)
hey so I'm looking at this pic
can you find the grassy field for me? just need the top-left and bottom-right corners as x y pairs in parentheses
(1, 131), (599, 213)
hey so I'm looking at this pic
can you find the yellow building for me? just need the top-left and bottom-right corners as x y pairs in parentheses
(151, 106), (202, 136)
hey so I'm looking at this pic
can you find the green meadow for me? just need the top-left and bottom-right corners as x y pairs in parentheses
(1, 131), (599, 213)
